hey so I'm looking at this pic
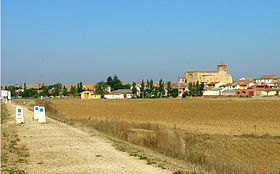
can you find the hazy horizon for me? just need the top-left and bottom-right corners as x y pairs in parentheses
(2, 1), (280, 84)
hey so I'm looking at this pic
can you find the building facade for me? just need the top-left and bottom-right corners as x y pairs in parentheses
(180, 64), (233, 84)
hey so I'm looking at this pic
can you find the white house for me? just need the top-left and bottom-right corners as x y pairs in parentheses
(256, 75), (278, 84)
(203, 88), (221, 96)
(104, 89), (133, 99)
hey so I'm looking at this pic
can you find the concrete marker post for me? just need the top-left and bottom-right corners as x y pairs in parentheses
(38, 107), (46, 123)
(34, 106), (39, 120)
(16, 106), (24, 124)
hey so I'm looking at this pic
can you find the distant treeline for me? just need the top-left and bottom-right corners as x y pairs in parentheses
(3, 75), (204, 98)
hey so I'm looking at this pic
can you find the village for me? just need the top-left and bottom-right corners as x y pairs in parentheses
(1, 64), (280, 101)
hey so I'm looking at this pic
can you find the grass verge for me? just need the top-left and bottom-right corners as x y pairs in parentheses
(1, 104), (28, 173)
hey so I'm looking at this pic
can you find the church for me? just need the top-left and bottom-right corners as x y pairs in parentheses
(179, 64), (233, 84)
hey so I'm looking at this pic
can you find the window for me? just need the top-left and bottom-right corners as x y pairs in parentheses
(237, 92), (240, 94)
(242, 91), (246, 94)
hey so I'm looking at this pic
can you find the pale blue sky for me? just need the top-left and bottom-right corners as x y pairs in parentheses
(2, 0), (280, 84)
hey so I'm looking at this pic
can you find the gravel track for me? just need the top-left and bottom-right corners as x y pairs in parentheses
(7, 103), (170, 174)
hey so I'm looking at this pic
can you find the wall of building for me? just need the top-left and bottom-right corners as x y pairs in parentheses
(203, 90), (221, 96)
(183, 65), (233, 84)
(235, 89), (255, 96)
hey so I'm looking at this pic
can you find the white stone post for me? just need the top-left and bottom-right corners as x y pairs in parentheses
(34, 106), (39, 120)
(38, 107), (46, 123)
(16, 106), (24, 124)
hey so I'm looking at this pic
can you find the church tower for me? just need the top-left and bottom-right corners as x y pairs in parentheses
(217, 64), (227, 73)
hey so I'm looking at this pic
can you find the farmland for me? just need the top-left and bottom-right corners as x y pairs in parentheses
(34, 98), (280, 173)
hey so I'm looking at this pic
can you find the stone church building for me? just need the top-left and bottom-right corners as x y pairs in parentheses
(179, 64), (233, 84)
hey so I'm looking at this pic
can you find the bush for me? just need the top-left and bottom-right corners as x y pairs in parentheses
(171, 89), (179, 98)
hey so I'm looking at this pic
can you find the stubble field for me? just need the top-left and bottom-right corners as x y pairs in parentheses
(36, 98), (280, 173)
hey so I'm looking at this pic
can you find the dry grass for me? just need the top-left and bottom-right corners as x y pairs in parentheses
(28, 98), (280, 173)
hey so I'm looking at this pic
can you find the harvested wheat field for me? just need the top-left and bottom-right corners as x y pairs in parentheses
(39, 98), (280, 173)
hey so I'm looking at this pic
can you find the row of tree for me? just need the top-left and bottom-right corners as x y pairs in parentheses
(3, 75), (205, 98)
(132, 79), (179, 98)
(182, 82), (205, 98)
(3, 82), (85, 98)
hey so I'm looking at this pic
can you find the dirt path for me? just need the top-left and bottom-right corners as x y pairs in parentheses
(6, 103), (171, 174)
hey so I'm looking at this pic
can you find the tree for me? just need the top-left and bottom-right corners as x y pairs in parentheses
(70, 86), (78, 96)
(158, 79), (165, 97)
(188, 82), (194, 97)
(112, 75), (122, 90)
(199, 82), (204, 96)
(40, 86), (49, 97)
(62, 86), (68, 96)
(106, 76), (113, 88)
(23, 88), (38, 98)
(182, 91), (188, 98)
(77, 82), (83, 93)
(187, 81), (204, 97)
(52, 83), (62, 96)
(153, 86), (159, 98)
(140, 80), (145, 98)
(145, 79), (150, 98)
(24, 83), (26, 90)
(94, 81), (109, 98)
(132, 82), (137, 98)
(171, 88), (179, 98)
(276, 90), (280, 96)
(167, 81), (172, 97)
(149, 79), (154, 96)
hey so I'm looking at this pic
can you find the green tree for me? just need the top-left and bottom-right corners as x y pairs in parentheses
(39, 86), (49, 97)
(187, 81), (204, 97)
(62, 86), (68, 96)
(94, 81), (109, 98)
(24, 83), (26, 90)
(188, 82), (193, 97)
(199, 82), (204, 96)
(145, 79), (150, 98)
(23, 88), (38, 98)
(132, 82), (137, 98)
(140, 80), (145, 98)
(52, 83), (62, 96)
(106, 76), (113, 88)
(77, 82), (83, 93)
(149, 79), (154, 96)
(167, 81), (172, 97)
(153, 86), (159, 98)
(182, 91), (188, 98)
(158, 79), (165, 97)
(171, 88), (179, 98)
(70, 86), (78, 96)
(112, 75), (122, 90)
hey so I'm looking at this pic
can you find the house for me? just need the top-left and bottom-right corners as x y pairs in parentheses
(220, 83), (238, 90)
(255, 89), (278, 96)
(221, 90), (235, 96)
(38, 83), (44, 88)
(130, 86), (141, 96)
(81, 91), (101, 99)
(238, 82), (255, 89)
(207, 82), (225, 88)
(248, 84), (269, 89)
(235, 89), (255, 96)
(83, 84), (95, 91)
(256, 75), (278, 84)
(203, 87), (221, 96)
(104, 89), (133, 99)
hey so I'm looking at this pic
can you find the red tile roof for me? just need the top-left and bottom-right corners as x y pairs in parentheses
(207, 82), (219, 86)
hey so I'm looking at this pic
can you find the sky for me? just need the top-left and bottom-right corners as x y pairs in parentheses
(2, 0), (280, 84)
